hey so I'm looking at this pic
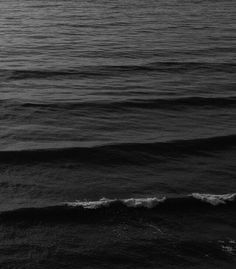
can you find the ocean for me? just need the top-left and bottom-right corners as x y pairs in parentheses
(0, 0), (236, 268)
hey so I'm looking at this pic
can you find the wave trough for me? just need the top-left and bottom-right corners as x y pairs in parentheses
(2, 95), (236, 110)
(1, 62), (235, 81)
(0, 134), (235, 163)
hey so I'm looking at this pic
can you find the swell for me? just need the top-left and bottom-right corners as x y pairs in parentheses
(0, 194), (235, 224)
(0, 134), (235, 164)
(5, 96), (236, 110)
(1, 62), (235, 80)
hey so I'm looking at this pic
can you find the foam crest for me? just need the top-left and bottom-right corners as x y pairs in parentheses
(67, 197), (166, 209)
(191, 193), (236, 206)
(123, 197), (166, 208)
(67, 198), (114, 209)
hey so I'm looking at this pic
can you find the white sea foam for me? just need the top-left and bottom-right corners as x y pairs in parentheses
(191, 193), (236, 206)
(67, 197), (166, 209)
(221, 245), (235, 255)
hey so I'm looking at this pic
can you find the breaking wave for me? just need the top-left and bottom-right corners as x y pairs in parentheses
(67, 197), (167, 209)
(191, 193), (236, 206)
(0, 193), (235, 224)
(67, 193), (236, 209)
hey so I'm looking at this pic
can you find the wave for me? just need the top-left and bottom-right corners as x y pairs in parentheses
(191, 193), (236, 206)
(67, 193), (236, 209)
(67, 197), (167, 209)
(4, 96), (236, 110)
(1, 62), (235, 80)
(0, 193), (235, 224)
(0, 134), (235, 163)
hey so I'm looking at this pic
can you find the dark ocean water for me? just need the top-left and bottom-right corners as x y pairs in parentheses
(0, 0), (236, 268)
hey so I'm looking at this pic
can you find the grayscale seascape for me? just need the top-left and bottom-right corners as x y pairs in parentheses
(0, 0), (236, 268)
